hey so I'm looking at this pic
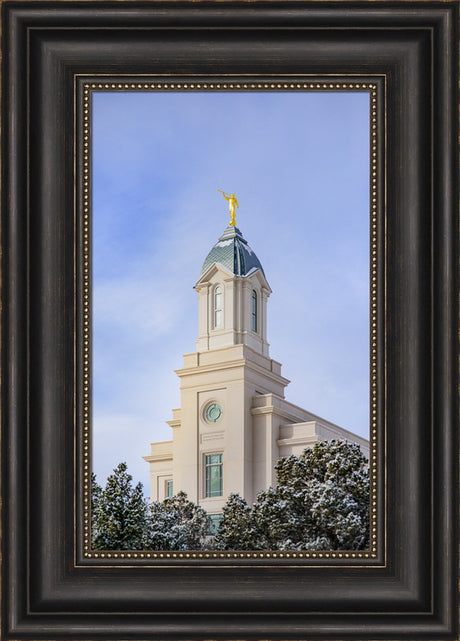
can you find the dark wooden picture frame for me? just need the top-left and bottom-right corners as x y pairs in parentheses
(2, 2), (458, 639)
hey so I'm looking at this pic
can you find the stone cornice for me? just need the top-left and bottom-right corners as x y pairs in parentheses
(175, 358), (246, 377)
(277, 436), (318, 447)
(176, 357), (289, 388)
(251, 405), (306, 423)
(142, 453), (173, 463)
(166, 419), (181, 429)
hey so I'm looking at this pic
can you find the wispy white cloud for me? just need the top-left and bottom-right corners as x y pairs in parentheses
(94, 277), (178, 338)
(92, 412), (160, 492)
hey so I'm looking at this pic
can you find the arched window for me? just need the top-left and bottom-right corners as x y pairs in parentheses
(214, 286), (223, 329)
(252, 290), (258, 332)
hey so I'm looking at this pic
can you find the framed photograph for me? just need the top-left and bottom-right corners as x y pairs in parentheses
(2, 2), (458, 640)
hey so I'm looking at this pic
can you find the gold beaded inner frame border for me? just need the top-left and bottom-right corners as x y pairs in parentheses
(80, 79), (381, 563)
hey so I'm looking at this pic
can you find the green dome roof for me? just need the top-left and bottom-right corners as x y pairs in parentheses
(200, 226), (265, 279)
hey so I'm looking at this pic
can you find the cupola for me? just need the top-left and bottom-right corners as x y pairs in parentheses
(195, 224), (271, 357)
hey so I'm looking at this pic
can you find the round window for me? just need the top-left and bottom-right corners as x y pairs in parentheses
(205, 402), (223, 423)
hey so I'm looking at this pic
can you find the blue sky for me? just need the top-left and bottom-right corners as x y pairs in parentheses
(92, 90), (370, 495)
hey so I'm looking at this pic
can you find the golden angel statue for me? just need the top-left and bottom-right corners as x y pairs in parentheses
(218, 190), (239, 226)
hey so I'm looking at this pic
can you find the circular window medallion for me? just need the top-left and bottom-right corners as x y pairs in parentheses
(205, 402), (223, 423)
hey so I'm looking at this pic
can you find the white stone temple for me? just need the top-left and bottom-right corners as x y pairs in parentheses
(144, 216), (369, 528)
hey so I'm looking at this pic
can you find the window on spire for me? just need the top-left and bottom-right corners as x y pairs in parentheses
(252, 290), (258, 332)
(214, 286), (223, 329)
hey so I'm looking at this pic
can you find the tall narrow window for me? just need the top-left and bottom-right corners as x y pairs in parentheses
(166, 480), (173, 498)
(252, 290), (258, 332)
(214, 286), (223, 329)
(205, 453), (223, 497)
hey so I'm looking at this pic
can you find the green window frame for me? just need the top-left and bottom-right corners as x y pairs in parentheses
(252, 289), (258, 332)
(205, 453), (223, 497)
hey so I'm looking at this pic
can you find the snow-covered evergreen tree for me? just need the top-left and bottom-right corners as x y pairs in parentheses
(273, 440), (369, 549)
(91, 472), (103, 533)
(215, 440), (369, 551)
(91, 465), (210, 551)
(91, 441), (368, 552)
(146, 491), (209, 550)
(92, 462), (149, 550)
(212, 493), (256, 550)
